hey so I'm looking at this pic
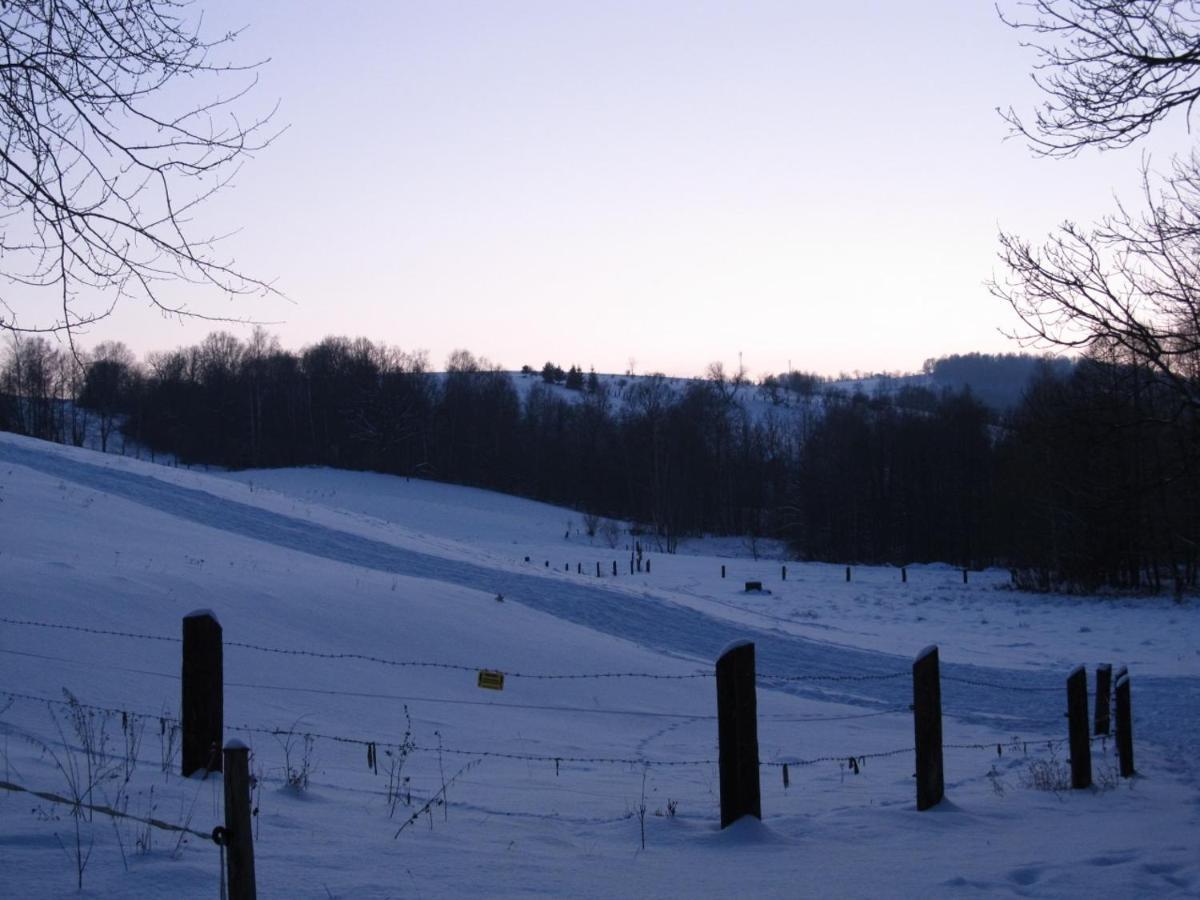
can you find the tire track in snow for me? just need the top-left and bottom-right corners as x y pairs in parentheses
(4, 439), (1196, 746)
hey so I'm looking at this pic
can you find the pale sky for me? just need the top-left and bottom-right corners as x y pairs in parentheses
(41, 0), (1192, 378)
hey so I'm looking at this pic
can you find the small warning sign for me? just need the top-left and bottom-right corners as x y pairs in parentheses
(477, 669), (505, 691)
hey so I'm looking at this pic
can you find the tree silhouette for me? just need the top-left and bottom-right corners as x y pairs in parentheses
(0, 0), (279, 344)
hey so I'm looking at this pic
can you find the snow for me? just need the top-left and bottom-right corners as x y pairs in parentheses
(717, 639), (754, 659)
(1, 431), (1199, 898)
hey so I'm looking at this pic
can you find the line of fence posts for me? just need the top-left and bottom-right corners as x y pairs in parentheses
(177, 613), (1141, 867)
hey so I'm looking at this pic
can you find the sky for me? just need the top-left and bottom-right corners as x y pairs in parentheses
(25, 0), (1194, 378)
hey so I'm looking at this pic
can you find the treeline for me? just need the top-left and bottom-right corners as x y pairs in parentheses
(2, 332), (1196, 594)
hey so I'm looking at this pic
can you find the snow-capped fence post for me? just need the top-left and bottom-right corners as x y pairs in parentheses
(716, 640), (761, 828)
(1115, 669), (1135, 777)
(1066, 666), (1091, 789)
(221, 740), (257, 899)
(1095, 664), (1112, 736)
(181, 610), (222, 777)
(912, 645), (944, 810)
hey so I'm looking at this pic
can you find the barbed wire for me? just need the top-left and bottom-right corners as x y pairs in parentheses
(0, 616), (180, 643)
(0, 779), (214, 842)
(0, 690), (932, 773)
(941, 674), (1061, 693)
(5, 615), (1087, 694)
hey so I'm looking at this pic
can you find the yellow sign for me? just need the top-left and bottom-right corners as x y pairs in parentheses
(477, 669), (505, 691)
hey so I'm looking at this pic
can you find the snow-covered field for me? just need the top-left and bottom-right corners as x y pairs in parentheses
(1, 432), (1198, 898)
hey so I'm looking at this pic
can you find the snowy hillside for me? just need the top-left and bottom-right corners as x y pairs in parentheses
(2, 432), (1198, 898)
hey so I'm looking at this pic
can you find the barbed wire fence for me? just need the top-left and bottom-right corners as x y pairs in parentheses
(0, 613), (1138, 897)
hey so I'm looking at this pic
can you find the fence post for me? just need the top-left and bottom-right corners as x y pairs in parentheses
(901, 567), (907, 584)
(1115, 670), (1135, 777)
(1067, 665), (1091, 789)
(912, 645), (944, 810)
(222, 740), (257, 900)
(1095, 664), (1112, 736)
(721, 564), (726, 579)
(845, 566), (851, 582)
(612, 560), (617, 576)
(182, 611), (222, 777)
(781, 565), (787, 581)
(962, 568), (968, 584)
(596, 561), (601, 577)
(716, 640), (761, 828)
(646, 559), (651, 573)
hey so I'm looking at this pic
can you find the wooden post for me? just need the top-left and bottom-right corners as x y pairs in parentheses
(901, 567), (907, 583)
(845, 566), (851, 582)
(577, 562), (581, 574)
(721, 564), (726, 579)
(912, 645), (944, 810)
(1067, 665), (1091, 789)
(612, 560), (617, 576)
(781, 565), (787, 581)
(646, 559), (651, 573)
(181, 611), (222, 776)
(222, 740), (256, 900)
(716, 641), (761, 828)
(596, 561), (601, 577)
(1095, 664), (1112, 736)
(630, 558), (635, 574)
(1115, 671), (1135, 777)
(565, 562), (569, 571)
(962, 568), (968, 584)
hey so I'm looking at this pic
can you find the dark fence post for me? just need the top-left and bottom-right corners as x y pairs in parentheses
(721, 564), (726, 579)
(646, 559), (651, 573)
(1067, 665), (1091, 789)
(962, 569), (968, 584)
(1095, 664), (1112, 736)
(901, 567), (907, 583)
(716, 641), (761, 828)
(1115, 670), (1135, 777)
(845, 566), (851, 582)
(182, 611), (222, 777)
(222, 740), (257, 900)
(596, 561), (601, 577)
(912, 645), (944, 810)
(612, 560), (617, 576)
(781, 565), (787, 581)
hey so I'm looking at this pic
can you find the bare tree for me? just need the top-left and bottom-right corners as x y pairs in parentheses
(0, 0), (279, 345)
(995, 1), (1200, 408)
(1000, 0), (1200, 156)
(993, 155), (1200, 409)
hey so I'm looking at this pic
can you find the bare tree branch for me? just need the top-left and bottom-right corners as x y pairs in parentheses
(0, 0), (281, 339)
